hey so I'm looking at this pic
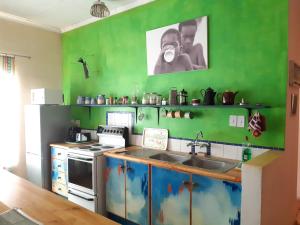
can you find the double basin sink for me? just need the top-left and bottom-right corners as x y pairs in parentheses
(121, 149), (238, 173)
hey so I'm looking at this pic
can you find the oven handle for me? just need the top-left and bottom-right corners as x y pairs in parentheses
(68, 190), (94, 201)
(67, 155), (93, 163)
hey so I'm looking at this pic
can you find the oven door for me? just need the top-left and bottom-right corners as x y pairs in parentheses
(67, 153), (96, 195)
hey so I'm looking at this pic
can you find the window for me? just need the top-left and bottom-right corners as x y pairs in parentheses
(0, 55), (20, 169)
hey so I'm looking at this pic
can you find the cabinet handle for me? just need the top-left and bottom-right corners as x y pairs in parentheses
(58, 177), (61, 180)
(58, 153), (61, 155)
(57, 165), (61, 167)
(58, 188), (62, 191)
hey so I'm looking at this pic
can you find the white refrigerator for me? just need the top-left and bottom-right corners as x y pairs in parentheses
(25, 105), (70, 190)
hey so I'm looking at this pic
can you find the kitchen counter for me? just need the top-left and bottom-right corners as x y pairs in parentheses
(104, 146), (241, 182)
(0, 169), (119, 225)
(50, 141), (97, 149)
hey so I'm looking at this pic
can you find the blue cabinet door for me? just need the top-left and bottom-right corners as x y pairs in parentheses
(152, 166), (190, 225)
(191, 174), (241, 225)
(126, 161), (149, 225)
(105, 157), (126, 218)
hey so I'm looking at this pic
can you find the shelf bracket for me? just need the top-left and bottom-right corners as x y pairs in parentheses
(135, 107), (138, 124)
(157, 107), (160, 125)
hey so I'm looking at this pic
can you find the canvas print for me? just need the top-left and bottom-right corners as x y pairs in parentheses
(146, 16), (208, 76)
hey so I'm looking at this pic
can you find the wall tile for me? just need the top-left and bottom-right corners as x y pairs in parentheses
(168, 138), (181, 152)
(211, 143), (224, 157)
(223, 145), (238, 160)
(180, 140), (192, 153)
(236, 146), (243, 161)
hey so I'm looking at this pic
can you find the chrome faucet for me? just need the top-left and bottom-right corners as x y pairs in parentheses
(187, 131), (211, 157)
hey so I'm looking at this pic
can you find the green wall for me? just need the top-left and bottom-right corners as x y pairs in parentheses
(62, 0), (288, 149)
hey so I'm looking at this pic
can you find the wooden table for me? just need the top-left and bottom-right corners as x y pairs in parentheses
(0, 169), (119, 225)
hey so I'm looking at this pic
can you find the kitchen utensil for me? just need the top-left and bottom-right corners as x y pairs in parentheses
(178, 89), (188, 105)
(161, 108), (168, 117)
(192, 99), (200, 106)
(201, 87), (216, 105)
(169, 87), (178, 105)
(76, 133), (91, 142)
(221, 90), (238, 105)
(67, 126), (82, 142)
(138, 109), (145, 121)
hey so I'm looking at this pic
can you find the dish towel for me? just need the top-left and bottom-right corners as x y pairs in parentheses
(248, 112), (266, 137)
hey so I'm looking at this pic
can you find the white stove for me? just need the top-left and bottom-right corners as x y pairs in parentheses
(67, 125), (129, 214)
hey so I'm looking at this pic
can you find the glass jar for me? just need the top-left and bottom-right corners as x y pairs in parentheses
(85, 97), (91, 104)
(142, 93), (150, 105)
(97, 95), (105, 105)
(149, 93), (157, 105)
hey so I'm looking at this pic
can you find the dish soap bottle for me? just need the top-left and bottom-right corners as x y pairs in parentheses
(242, 136), (252, 162)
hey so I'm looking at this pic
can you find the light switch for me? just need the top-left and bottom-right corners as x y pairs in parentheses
(229, 115), (237, 127)
(237, 116), (245, 128)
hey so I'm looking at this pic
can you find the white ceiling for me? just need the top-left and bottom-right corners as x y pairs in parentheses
(0, 0), (153, 33)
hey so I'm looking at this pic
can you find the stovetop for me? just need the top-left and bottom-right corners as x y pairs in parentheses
(68, 143), (123, 156)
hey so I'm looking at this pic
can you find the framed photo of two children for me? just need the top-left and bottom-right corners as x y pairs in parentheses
(146, 16), (208, 76)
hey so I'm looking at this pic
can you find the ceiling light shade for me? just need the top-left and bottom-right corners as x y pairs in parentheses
(90, 0), (110, 18)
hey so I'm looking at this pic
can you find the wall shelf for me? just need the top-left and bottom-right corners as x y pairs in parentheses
(71, 104), (271, 125)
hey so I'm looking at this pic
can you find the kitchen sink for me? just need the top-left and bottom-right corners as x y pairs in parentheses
(182, 157), (238, 173)
(122, 150), (148, 157)
(149, 153), (189, 163)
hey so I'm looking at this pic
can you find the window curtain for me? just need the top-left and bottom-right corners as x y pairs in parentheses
(0, 55), (15, 75)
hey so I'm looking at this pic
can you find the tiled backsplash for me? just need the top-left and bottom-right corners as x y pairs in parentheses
(82, 129), (270, 161)
(130, 134), (270, 161)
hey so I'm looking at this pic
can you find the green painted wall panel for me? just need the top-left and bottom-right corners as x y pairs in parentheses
(63, 0), (288, 148)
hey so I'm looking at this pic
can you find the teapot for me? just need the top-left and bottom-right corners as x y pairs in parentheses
(221, 90), (238, 105)
(200, 87), (217, 105)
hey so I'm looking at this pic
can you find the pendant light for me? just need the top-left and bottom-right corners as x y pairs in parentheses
(90, 0), (110, 18)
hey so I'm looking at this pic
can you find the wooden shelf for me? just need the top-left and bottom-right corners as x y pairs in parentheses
(71, 104), (271, 124)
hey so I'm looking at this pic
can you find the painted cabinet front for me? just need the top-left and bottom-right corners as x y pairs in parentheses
(105, 157), (149, 225)
(126, 161), (149, 225)
(192, 174), (241, 225)
(105, 157), (126, 218)
(151, 166), (190, 225)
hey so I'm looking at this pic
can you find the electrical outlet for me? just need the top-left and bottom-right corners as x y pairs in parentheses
(237, 116), (245, 128)
(229, 115), (237, 127)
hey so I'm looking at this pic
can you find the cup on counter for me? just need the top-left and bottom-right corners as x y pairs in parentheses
(184, 112), (194, 119)
(174, 110), (184, 118)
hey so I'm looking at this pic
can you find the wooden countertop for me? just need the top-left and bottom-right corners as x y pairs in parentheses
(104, 146), (241, 183)
(0, 169), (119, 225)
